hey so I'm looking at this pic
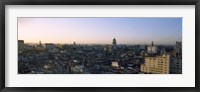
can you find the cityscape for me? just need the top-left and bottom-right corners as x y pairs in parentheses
(18, 18), (182, 74)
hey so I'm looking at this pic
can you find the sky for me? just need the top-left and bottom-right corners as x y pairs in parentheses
(18, 17), (182, 45)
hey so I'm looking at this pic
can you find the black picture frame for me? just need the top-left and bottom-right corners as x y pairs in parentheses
(0, 0), (200, 92)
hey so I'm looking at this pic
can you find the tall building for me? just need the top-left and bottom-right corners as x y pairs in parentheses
(18, 40), (24, 51)
(175, 42), (182, 54)
(175, 41), (182, 58)
(147, 41), (157, 54)
(110, 37), (117, 52)
(140, 54), (170, 74)
(170, 57), (182, 74)
(38, 41), (43, 48)
(112, 37), (117, 46)
(39, 41), (42, 45)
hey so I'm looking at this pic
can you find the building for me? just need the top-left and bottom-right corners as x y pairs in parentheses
(71, 65), (85, 73)
(44, 43), (56, 49)
(111, 61), (119, 67)
(170, 57), (182, 74)
(56, 44), (63, 49)
(140, 54), (170, 74)
(37, 41), (44, 49)
(112, 37), (117, 46)
(147, 41), (157, 54)
(73, 42), (76, 45)
(175, 41), (182, 53)
(134, 45), (147, 54)
(173, 41), (182, 58)
(112, 37), (117, 50)
(18, 40), (24, 51)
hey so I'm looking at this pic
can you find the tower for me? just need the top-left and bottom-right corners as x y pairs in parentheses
(39, 41), (42, 46)
(151, 41), (154, 54)
(112, 37), (117, 46)
(38, 41), (43, 48)
(151, 41), (154, 46)
(147, 41), (157, 55)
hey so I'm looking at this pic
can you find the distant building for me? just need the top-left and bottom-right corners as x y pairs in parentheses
(108, 45), (112, 52)
(18, 40), (24, 51)
(173, 41), (182, 58)
(111, 61), (119, 67)
(160, 48), (166, 55)
(134, 45), (147, 54)
(44, 43), (56, 49)
(140, 54), (170, 74)
(56, 44), (63, 49)
(112, 37), (117, 46)
(37, 41), (43, 49)
(71, 65), (84, 73)
(147, 41), (157, 54)
(175, 41), (182, 52)
(112, 38), (118, 51)
(39, 41), (42, 46)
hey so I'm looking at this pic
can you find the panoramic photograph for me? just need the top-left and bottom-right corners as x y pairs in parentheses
(18, 17), (182, 74)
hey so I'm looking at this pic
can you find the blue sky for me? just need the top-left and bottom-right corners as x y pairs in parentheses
(18, 17), (182, 45)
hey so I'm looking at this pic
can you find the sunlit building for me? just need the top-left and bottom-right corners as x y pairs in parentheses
(141, 54), (170, 74)
(111, 61), (119, 67)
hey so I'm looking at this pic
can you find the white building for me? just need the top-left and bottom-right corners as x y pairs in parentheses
(147, 41), (157, 54)
(111, 61), (119, 67)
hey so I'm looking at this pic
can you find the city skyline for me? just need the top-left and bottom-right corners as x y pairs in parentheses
(18, 17), (182, 45)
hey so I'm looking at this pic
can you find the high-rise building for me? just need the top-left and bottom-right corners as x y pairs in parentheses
(110, 38), (117, 52)
(175, 42), (182, 53)
(175, 41), (182, 58)
(140, 54), (170, 74)
(18, 40), (24, 51)
(170, 57), (182, 74)
(147, 41), (157, 54)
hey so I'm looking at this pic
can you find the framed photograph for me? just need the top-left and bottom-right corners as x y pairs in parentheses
(0, 0), (200, 92)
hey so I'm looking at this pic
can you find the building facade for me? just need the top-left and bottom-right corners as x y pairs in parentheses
(140, 54), (170, 74)
(170, 57), (182, 74)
